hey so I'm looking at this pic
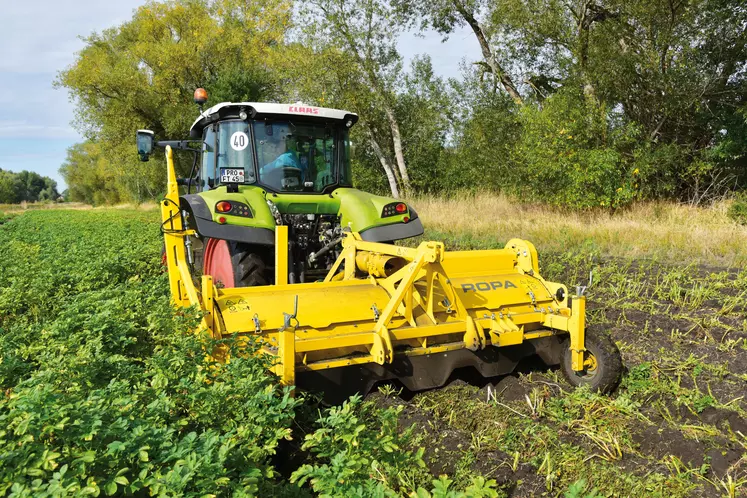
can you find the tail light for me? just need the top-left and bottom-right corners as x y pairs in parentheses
(214, 201), (252, 218)
(382, 202), (408, 218)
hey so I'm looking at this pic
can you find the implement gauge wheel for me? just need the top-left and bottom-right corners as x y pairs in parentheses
(202, 238), (272, 288)
(561, 328), (622, 393)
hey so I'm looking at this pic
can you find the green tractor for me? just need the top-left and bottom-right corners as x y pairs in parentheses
(137, 89), (423, 287)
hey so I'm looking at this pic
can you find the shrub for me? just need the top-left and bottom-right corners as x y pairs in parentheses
(511, 89), (642, 210)
(0, 211), (298, 496)
(727, 193), (747, 225)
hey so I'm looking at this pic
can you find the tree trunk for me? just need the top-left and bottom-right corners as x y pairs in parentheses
(331, 15), (412, 196)
(577, 0), (595, 99)
(452, 0), (523, 104)
(384, 106), (411, 195)
(365, 128), (401, 198)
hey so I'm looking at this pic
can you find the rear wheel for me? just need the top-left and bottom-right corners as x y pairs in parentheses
(202, 238), (273, 288)
(560, 328), (622, 393)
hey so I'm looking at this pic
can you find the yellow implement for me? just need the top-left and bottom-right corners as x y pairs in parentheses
(160, 147), (620, 400)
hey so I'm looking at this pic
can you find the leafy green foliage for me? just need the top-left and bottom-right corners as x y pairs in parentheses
(59, 142), (123, 205)
(410, 476), (501, 498)
(0, 210), (298, 496)
(563, 479), (601, 498)
(56, 0), (744, 207)
(0, 169), (59, 204)
(57, 0), (292, 202)
(291, 395), (502, 497)
(727, 193), (747, 225)
(511, 89), (642, 209)
(291, 395), (425, 496)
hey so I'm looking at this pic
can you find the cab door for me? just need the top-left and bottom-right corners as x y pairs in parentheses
(199, 126), (217, 191)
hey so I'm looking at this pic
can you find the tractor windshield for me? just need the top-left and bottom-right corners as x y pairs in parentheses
(254, 121), (349, 192)
(209, 119), (352, 193)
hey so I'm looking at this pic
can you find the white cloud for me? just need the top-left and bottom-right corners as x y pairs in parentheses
(0, 120), (78, 139)
(1, 1), (144, 74)
(0, 0), (147, 142)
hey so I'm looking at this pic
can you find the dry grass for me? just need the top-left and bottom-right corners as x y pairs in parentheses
(0, 201), (158, 213)
(412, 193), (747, 266)
(0, 201), (92, 213)
(105, 203), (159, 211)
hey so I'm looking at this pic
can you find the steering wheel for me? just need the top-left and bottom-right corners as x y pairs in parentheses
(263, 166), (303, 190)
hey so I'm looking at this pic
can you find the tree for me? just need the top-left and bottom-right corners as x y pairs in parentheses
(0, 170), (22, 204)
(37, 178), (59, 201)
(300, 0), (413, 197)
(59, 142), (122, 205)
(395, 56), (453, 192)
(486, 0), (746, 199)
(57, 0), (293, 201)
(0, 169), (59, 204)
(54, 0), (745, 206)
(397, 0), (745, 203)
(394, 0), (524, 103)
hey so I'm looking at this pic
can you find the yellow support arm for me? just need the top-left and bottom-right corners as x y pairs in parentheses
(160, 146), (216, 336)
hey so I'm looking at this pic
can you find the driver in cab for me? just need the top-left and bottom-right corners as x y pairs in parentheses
(257, 135), (307, 189)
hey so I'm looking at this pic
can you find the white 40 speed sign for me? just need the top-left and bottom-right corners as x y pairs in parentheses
(230, 131), (249, 151)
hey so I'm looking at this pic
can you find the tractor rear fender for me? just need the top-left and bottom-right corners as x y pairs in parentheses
(180, 194), (275, 245)
(333, 188), (424, 241)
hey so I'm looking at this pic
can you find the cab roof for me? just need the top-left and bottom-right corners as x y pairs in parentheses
(189, 102), (359, 138)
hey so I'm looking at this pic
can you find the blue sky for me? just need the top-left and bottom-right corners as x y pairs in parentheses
(0, 1), (477, 192)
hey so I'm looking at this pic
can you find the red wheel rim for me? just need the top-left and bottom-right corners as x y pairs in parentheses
(203, 238), (235, 288)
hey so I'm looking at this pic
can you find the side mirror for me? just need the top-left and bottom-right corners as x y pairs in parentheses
(136, 130), (155, 162)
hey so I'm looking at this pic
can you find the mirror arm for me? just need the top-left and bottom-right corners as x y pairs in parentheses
(156, 140), (202, 152)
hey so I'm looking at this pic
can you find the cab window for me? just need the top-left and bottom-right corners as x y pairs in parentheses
(217, 121), (256, 184)
(254, 121), (341, 193)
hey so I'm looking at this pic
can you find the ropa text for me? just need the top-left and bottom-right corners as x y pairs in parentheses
(461, 281), (518, 292)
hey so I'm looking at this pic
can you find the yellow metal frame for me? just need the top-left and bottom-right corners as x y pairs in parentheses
(160, 146), (587, 388)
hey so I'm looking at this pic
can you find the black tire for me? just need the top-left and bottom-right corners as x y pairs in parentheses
(561, 328), (622, 393)
(230, 242), (274, 287)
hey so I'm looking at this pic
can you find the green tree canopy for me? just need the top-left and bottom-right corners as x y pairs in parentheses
(56, 0), (745, 208)
(57, 0), (293, 201)
(0, 169), (59, 204)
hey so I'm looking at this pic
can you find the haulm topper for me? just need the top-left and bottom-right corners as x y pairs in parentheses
(140, 91), (623, 401)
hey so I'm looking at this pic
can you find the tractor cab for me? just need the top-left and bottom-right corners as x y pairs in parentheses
(190, 102), (358, 195)
(137, 89), (423, 287)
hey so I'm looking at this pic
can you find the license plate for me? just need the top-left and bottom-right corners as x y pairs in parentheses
(220, 168), (245, 183)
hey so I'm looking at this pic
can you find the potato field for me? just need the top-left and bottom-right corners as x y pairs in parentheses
(0, 208), (745, 497)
